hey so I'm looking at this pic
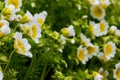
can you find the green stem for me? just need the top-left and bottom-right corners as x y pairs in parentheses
(23, 54), (36, 80)
(40, 63), (47, 80)
(4, 50), (15, 73)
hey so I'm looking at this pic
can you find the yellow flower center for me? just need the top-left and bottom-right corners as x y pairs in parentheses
(104, 44), (112, 56)
(22, 15), (29, 22)
(93, 6), (103, 18)
(38, 19), (44, 26)
(99, 22), (106, 32)
(31, 25), (37, 39)
(87, 46), (95, 54)
(61, 28), (69, 36)
(7, 0), (20, 9)
(0, 22), (4, 28)
(15, 39), (26, 54)
(116, 67), (120, 79)
(0, 31), (4, 37)
(77, 49), (85, 61)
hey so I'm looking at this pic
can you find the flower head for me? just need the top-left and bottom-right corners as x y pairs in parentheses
(93, 71), (103, 80)
(0, 20), (10, 37)
(77, 46), (89, 64)
(2, 5), (16, 20)
(100, 0), (111, 8)
(109, 25), (117, 34)
(34, 11), (47, 28)
(87, 0), (100, 5)
(90, 5), (105, 20)
(0, 67), (3, 80)
(14, 32), (32, 58)
(114, 62), (120, 80)
(5, 0), (22, 12)
(99, 67), (109, 80)
(104, 41), (116, 60)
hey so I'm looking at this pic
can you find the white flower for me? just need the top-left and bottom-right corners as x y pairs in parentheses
(114, 62), (120, 80)
(15, 14), (22, 22)
(2, 5), (16, 20)
(89, 21), (99, 36)
(20, 23), (30, 34)
(115, 29), (120, 38)
(99, 67), (109, 80)
(104, 41), (116, 60)
(27, 23), (42, 44)
(100, 0), (111, 8)
(61, 25), (75, 37)
(14, 32), (32, 58)
(80, 33), (92, 46)
(97, 52), (106, 62)
(0, 71), (3, 80)
(0, 20), (10, 37)
(71, 38), (75, 44)
(109, 25), (117, 34)
(90, 5), (105, 20)
(5, 0), (22, 12)
(87, 0), (100, 5)
(87, 44), (99, 59)
(94, 72), (103, 80)
(77, 46), (89, 64)
(94, 20), (109, 37)
(60, 35), (66, 45)
(34, 11), (47, 27)
(21, 10), (34, 23)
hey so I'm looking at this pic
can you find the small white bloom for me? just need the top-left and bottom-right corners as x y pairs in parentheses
(0, 20), (10, 37)
(31, 2), (36, 8)
(100, 0), (111, 8)
(94, 73), (103, 80)
(114, 62), (120, 80)
(90, 5), (105, 20)
(88, 0), (100, 5)
(0, 71), (3, 80)
(15, 14), (22, 22)
(60, 35), (66, 45)
(95, 20), (109, 37)
(71, 39), (75, 44)
(20, 23), (30, 34)
(5, 0), (22, 12)
(99, 67), (109, 80)
(27, 23), (42, 44)
(14, 32), (32, 58)
(87, 44), (99, 59)
(115, 29), (120, 38)
(77, 46), (89, 64)
(109, 25), (117, 34)
(104, 41), (116, 60)
(80, 33), (92, 46)
(34, 11), (47, 27)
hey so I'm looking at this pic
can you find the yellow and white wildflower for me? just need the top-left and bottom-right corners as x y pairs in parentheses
(0, 20), (10, 37)
(15, 14), (22, 22)
(80, 33), (92, 46)
(115, 29), (120, 38)
(114, 62), (120, 80)
(61, 25), (75, 37)
(27, 23), (42, 44)
(60, 35), (66, 45)
(87, 44), (99, 59)
(87, 0), (100, 5)
(1, 5), (16, 20)
(77, 46), (89, 64)
(93, 71), (103, 80)
(20, 23), (29, 34)
(99, 67), (109, 80)
(34, 11), (47, 28)
(100, 0), (111, 8)
(96, 20), (109, 37)
(90, 5), (105, 20)
(109, 25), (117, 34)
(21, 10), (34, 23)
(14, 32), (32, 58)
(104, 41), (116, 60)
(5, 0), (22, 12)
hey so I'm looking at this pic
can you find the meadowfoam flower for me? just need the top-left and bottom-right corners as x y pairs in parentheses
(90, 5), (105, 20)
(60, 35), (66, 45)
(115, 29), (120, 38)
(0, 20), (10, 37)
(20, 23), (29, 34)
(93, 71), (103, 80)
(14, 32), (32, 58)
(97, 52), (106, 62)
(15, 14), (22, 22)
(99, 67), (109, 80)
(77, 46), (89, 64)
(80, 33), (92, 46)
(27, 23), (42, 44)
(100, 0), (111, 8)
(89, 21), (99, 36)
(5, 0), (22, 12)
(61, 25), (75, 37)
(0, 67), (3, 80)
(97, 20), (109, 36)
(87, 0), (100, 5)
(109, 25), (117, 34)
(114, 62), (120, 80)
(21, 10), (34, 23)
(104, 41), (116, 60)
(1, 5), (16, 20)
(87, 44), (99, 59)
(34, 11), (47, 28)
